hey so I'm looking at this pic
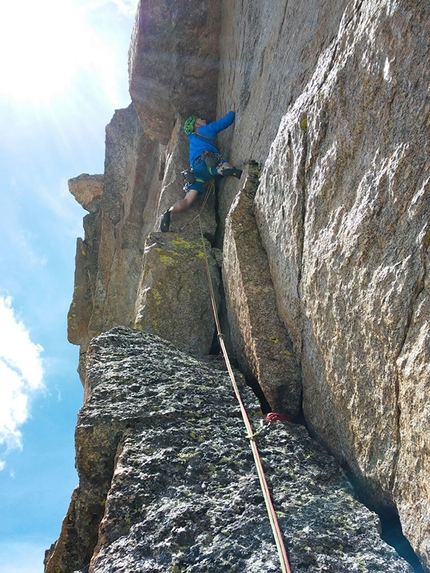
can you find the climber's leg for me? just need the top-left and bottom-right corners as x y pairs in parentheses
(160, 188), (199, 232)
(170, 188), (199, 214)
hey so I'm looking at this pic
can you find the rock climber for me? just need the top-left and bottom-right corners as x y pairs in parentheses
(160, 103), (242, 232)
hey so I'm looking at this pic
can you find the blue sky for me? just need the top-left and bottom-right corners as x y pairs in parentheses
(0, 1), (138, 571)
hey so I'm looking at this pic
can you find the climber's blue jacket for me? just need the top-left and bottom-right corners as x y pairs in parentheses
(188, 111), (235, 165)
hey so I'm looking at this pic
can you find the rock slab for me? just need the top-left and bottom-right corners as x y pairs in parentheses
(134, 231), (220, 357)
(223, 163), (302, 419)
(45, 327), (412, 573)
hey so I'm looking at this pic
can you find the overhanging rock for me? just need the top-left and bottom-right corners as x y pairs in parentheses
(68, 174), (103, 213)
(129, 0), (221, 142)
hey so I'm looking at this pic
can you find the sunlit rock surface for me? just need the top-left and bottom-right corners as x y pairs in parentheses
(223, 163), (302, 419)
(68, 174), (103, 213)
(59, 0), (429, 569)
(252, 1), (430, 563)
(67, 104), (157, 362)
(45, 327), (412, 573)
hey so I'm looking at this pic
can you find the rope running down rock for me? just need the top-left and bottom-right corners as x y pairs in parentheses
(197, 208), (292, 573)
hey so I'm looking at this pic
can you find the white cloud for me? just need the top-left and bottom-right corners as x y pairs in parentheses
(0, 296), (45, 465)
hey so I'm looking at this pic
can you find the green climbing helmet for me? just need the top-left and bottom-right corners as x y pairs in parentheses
(184, 116), (197, 135)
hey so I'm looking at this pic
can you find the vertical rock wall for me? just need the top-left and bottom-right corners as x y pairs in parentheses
(240, 0), (429, 564)
(215, 0), (350, 230)
(61, 0), (430, 569)
(45, 328), (413, 573)
(68, 104), (158, 363)
(129, 0), (221, 141)
(223, 163), (302, 419)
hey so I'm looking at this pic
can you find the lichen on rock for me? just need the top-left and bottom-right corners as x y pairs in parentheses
(59, 0), (429, 570)
(134, 231), (220, 357)
(45, 327), (412, 573)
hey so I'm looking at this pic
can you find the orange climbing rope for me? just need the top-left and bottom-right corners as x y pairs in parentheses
(197, 214), (292, 573)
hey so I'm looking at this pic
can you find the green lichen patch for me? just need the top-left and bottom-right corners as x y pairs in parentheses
(70, 328), (412, 573)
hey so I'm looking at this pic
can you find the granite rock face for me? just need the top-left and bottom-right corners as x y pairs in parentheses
(68, 105), (219, 388)
(215, 0), (350, 229)
(67, 104), (158, 362)
(129, 0), (221, 142)
(44, 327), (412, 573)
(60, 0), (430, 569)
(223, 163), (302, 419)
(252, 0), (430, 564)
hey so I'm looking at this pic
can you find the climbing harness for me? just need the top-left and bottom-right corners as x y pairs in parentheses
(199, 150), (220, 169)
(197, 213), (292, 573)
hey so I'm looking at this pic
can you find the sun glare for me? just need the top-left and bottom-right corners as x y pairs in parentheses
(0, 0), (97, 103)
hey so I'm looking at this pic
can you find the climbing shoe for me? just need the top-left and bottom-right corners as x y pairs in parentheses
(221, 167), (242, 179)
(160, 210), (171, 232)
